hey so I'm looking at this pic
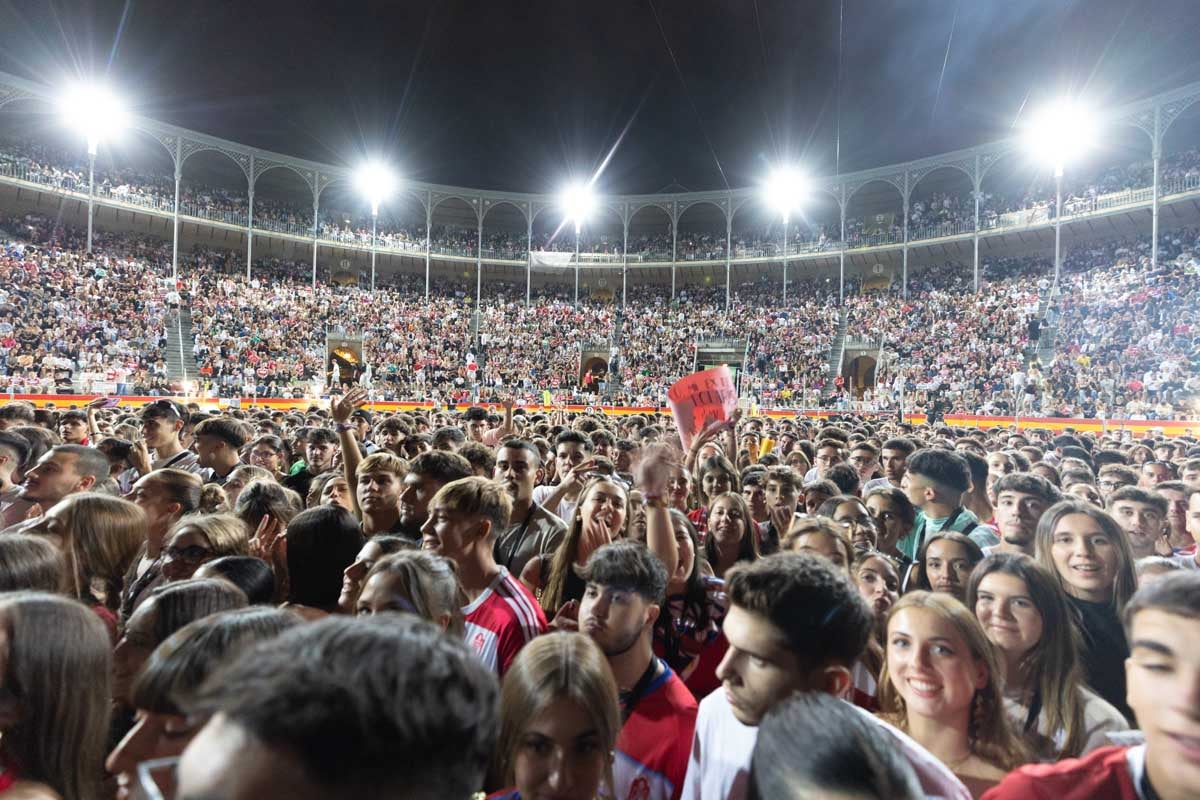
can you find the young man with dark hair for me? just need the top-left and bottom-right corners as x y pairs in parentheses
(579, 541), (697, 800)
(1140, 460), (1177, 488)
(492, 439), (566, 577)
(283, 427), (339, 498)
(57, 409), (90, 445)
(847, 441), (880, 485)
(983, 571), (1200, 800)
(989, 472), (1062, 556)
(532, 429), (594, 523)
(682, 552), (968, 800)
(460, 406), (490, 443)
(375, 416), (411, 458)
(804, 438), (845, 482)
(898, 449), (990, 561)
(423, 476), (545, 677)
(1155, 480), (1193, 555)
(132, 399), (200, 477)
(0, 401), (35, 431)
(1109, 486), (1170, 560)
(1098, 464), (1140, 501)
(193, 417), (251, 486)
(761, 466), (800, 555)
(432, 425), (467, 452)
(863, 436), (915, 493)
(397, 450), (473, 544)
(14, 443), (109, 512)
(176, 615), (500, 800)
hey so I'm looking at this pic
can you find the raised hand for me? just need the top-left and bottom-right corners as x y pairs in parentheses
(331, 386), (370, 424)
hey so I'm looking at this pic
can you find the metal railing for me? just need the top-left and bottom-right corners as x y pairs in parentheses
(4, 156), (1200, 265)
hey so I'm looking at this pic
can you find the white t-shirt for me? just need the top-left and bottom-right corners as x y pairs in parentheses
(681, 690), (972, 800)
(531, 484), (578, 526)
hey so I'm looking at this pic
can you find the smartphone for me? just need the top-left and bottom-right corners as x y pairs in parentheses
(102, 397), (120, 408)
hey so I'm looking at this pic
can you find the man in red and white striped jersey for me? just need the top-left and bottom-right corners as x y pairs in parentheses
(422, 476), (546, 677)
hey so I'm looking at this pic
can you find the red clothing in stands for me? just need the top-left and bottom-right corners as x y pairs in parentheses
(981, 745), (1138, 800)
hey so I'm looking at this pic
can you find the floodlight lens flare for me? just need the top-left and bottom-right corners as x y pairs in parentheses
(354, 161), (397, 210)
(765, 167), (807, 218)
(561, 182), (595, 225)
(1024, 101), (1098, 170)
(59, 82), (130, 149)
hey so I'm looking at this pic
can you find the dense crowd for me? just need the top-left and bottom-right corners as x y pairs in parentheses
(7, 137), (1200, 263)
(3, 206), (1199, 419)
(0, 390), (1195, 799)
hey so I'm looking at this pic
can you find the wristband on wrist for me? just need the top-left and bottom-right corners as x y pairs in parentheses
(641, 494), (667, 509)
(335, 422), (354, 433)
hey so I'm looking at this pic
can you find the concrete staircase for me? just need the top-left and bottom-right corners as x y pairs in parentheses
(826, 307), (849, 384)
(165, 310), (199, 385)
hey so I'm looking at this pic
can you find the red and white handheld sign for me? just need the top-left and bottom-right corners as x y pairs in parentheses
(668, 366), (738, 450)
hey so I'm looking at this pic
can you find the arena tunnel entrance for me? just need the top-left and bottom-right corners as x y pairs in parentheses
(843, 355), (877, 399)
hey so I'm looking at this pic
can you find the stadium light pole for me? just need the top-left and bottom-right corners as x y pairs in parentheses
(1023, 101), (1098, 289)
(355, 161), (397, 292)
(764, 167), (807, 306)
(59, 83), (129, 255)
(561, 182), (595, 307)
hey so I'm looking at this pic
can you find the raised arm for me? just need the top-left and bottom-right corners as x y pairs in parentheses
(331, 387), (369, 519)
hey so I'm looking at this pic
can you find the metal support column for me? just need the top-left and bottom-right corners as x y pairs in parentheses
(526, 212), (533, 308)
(839, 189), (846, 302)
(622, 214), (629, 312)
(424, 190), (432, 301)
(370, 210), (378, 292)
(1053, 167), (1063, 287)
(476, 208), (483, 307)
(574, 222), (581, 306)
(782, 213), (789, 306)
(246, 154), (254, 279)
(171, 139), (181, 282)
(724, 213), (732, 311)
(86, 145), (96, 254)
(901, 172), (909, 299)
(972, 154), (980, 293)
(1151, 108), (1161, 270)
(671, 201), (678, 300)
(311, 184), (319, 288)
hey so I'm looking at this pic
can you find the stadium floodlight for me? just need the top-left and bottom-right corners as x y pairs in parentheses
(764, 166), (808, 305)
(59, 81), (130, 155)
(354, 160), (397, 217)
(764, 166), (808, 224)
(1023, 99), (1098, 175)
(560, 181), (595, 307)
(561, 181), (595, 232)
(354, 160), (397, 292)
(59, 81), (130, 254)
(1022, 99), (1098, 289)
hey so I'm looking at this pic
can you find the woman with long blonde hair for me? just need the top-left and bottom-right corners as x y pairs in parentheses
(26, 493), (145, 636)
(966, 553), (1128, 760)
(878, 591), (1028, 797)
(488, 632), (620, 800)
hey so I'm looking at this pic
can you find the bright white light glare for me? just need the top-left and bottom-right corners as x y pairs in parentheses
(561, 182), (595, 226)
(354, 161), (397, 213)
(1023, 101), (1099, 171)
(59, 82), (130, 152)
(764, 166), (808, 219)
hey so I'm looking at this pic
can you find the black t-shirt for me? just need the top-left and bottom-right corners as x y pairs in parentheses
(282, 469), (316, 500)
(1069, 595), (1133, 723)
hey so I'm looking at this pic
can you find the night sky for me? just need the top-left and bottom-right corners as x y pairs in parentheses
(1, 0), (1199, 194)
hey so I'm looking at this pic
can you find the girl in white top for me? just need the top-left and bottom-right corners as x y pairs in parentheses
(967, 551), (1129, 761)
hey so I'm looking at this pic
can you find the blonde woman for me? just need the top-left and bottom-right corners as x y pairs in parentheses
(356, 550), (465, 635)
(27, 492), (145, 638)
(966, 553), (1128, 760)
(160, 513), (250, 582)
(879, 591), (1028, 797)
(488, 632), (620, 800)
(1034, 500), (1138, 722)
